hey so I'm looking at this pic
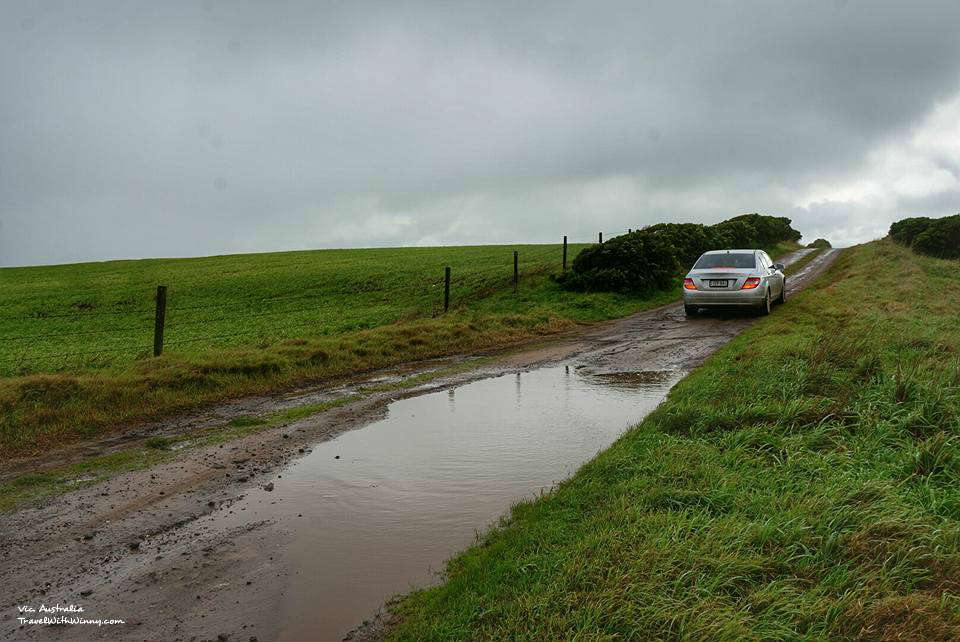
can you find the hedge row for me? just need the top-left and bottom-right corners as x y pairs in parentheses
(559, 213), (802, 293)
(889, 214), (960, 259)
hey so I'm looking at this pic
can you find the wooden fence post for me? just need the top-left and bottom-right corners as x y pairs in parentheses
(153, 285), (167, 357)
(513, 251), (519, 292)
(444, 266), (451, 312)
(599, 231), (603, 244)
(562, 235), (568, 272)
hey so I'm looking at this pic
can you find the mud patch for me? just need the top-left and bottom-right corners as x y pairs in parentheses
(591, 370), (679, 388)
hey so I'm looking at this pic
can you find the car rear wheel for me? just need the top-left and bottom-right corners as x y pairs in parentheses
(758, 291), (771, 316)
(776, 281), (787, 304)
(684, 304), (698, 317)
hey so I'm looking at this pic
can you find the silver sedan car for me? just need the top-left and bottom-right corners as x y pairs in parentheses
(682, 249), (785, 316)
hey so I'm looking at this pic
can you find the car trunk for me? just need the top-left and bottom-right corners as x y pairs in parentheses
(689, 269), (753, 290)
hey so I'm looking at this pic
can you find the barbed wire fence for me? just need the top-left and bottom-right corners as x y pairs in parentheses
(0, 234), (617, 374)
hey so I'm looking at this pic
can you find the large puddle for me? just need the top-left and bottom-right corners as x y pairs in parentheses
(214, 365), (684, 640)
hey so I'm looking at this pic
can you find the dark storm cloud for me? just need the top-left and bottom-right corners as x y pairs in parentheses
(2, 1), (960, 266)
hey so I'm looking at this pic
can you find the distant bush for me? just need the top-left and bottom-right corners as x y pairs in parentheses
(890, 214), (960, 259)
(722, 213), (802, 246)
(807, 239), (832, 248)
(912, 216), (960, 259)
(560, 213), (802, 293)
(889, 217), (933, 247)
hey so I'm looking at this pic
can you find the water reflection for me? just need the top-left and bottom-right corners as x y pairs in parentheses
(208, 365), (685, 640)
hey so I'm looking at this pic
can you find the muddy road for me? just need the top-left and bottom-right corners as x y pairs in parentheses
(0, 248), (839, 642)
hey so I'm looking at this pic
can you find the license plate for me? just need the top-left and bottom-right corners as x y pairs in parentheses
(709, 280), (729, 287)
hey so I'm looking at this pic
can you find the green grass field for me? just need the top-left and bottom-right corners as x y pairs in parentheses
(0, 241), (799, 459)
(386, 239), (960, 641)
(0, 242), (669, 458)
(0, 244), (587, 374)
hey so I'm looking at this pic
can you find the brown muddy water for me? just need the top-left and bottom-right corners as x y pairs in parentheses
(207, 365), (684, 640)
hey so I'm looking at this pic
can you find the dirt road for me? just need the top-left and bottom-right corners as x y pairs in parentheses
(0, 248), (839, 642)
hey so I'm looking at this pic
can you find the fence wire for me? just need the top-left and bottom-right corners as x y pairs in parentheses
(0, 240), (600, 372)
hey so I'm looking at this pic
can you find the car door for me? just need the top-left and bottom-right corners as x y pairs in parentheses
(762, 252), (784, 296)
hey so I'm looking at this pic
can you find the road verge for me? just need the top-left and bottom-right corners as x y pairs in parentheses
(382, 239), (960, 640)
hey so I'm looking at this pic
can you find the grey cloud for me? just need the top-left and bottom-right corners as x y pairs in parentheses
(3, 0), (960, 265)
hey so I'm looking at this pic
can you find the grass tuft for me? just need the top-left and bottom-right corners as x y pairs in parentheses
(144, 436), (172, 450)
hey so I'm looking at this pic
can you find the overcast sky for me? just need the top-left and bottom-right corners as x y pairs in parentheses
(3, 1), (960, 266)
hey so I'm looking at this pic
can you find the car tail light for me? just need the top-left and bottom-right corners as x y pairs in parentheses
(683, 278), (697, 290)
(741, 277), (761, 289)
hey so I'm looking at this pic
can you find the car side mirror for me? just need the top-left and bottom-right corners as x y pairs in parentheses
(773, 263), (785, 271)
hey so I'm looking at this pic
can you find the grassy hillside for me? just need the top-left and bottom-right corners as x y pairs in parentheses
(0, 241), (800, 458)
(386, 239), (960, 641)
(0, 244), (585, 375)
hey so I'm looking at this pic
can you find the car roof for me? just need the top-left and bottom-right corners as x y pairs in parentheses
(701, 249), (759, 255)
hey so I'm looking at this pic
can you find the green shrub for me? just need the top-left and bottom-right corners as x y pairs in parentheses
(560, 213), (801, 293)
(807, 238), (832, 248)
(711, 219), (757, 249)
(912, 215), (960, 259)
(565, 232), (681, 292)
(889, 217), (933, 247)
(724, 213), (802, 245)
(890, 214), (960, 259)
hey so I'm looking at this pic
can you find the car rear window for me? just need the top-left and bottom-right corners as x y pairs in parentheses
(693, 253), (756, 269)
